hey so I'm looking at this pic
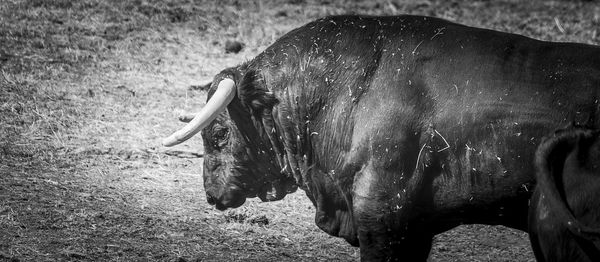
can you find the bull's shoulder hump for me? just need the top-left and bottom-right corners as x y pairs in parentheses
(274, 15), (540, 48)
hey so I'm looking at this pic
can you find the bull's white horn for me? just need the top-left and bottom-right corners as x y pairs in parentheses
(162, 78), (235, 147)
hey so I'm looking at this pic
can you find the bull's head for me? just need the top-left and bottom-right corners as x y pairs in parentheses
(162, 70), (297, 210)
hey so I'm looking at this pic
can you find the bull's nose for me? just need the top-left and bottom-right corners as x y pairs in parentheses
(206, 193), (216, 205)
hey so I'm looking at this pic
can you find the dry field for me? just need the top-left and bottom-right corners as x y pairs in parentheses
(1, 0), (599, 261)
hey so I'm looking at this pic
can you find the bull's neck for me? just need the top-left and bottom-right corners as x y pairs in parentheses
(267, 91), (321, 191)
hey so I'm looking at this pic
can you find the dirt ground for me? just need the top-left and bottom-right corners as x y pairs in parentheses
(1, 0), (599, 261)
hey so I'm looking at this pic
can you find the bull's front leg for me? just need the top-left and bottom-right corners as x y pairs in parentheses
(352, 165), (433, 261)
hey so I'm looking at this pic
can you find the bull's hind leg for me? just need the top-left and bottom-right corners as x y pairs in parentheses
(527, 191), (547, 262)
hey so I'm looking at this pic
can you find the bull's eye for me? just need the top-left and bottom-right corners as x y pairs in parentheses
(212, 126), (229, 148)
(214, 127), (229, 140)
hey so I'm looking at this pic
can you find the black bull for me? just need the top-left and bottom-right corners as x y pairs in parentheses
(164, 15), (600, 261)
(529, 127), (600, 262)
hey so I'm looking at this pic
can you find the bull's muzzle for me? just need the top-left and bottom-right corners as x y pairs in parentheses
(205, 184), (246, 210)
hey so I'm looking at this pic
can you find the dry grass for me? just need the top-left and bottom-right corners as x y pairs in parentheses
(1, 0), (599, 261)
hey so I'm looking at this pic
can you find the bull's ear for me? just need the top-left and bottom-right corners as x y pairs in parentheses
(237, 69), (279, 116)
(189, 82), (212, 91)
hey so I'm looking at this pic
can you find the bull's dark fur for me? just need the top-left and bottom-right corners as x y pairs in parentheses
(529, 127), (600, 262)
(198, 15), (600, 261)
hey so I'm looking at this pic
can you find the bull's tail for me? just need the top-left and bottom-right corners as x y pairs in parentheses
(535, 127), (600, 241)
